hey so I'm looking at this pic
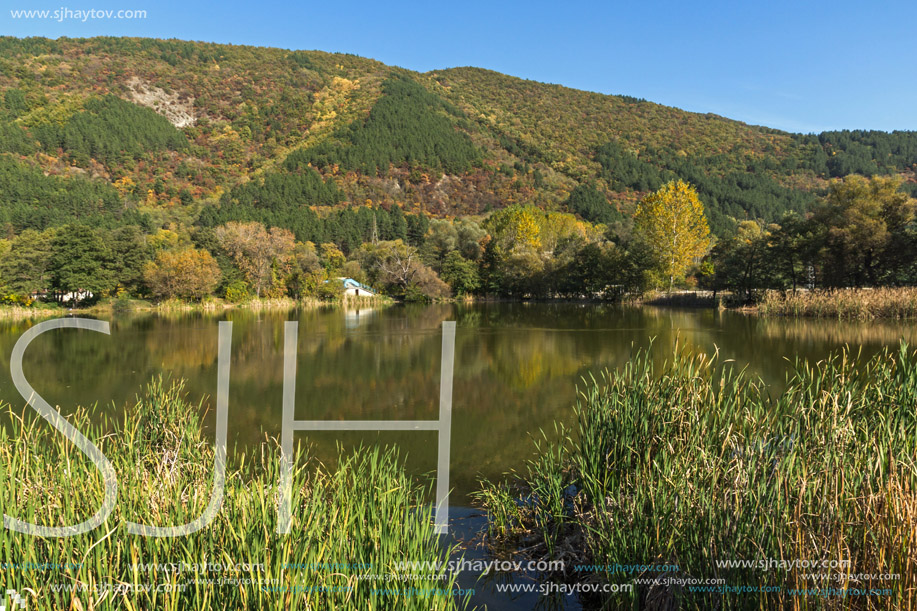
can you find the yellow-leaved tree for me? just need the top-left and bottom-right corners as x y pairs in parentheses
(634, 180), (711, 292)
(486, 205), (542, 252)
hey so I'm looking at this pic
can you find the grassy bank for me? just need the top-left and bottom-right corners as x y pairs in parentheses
(1, 378), (463, 610)
(0, 294), (392, 320)
(0, 304), (66, 319)
(475, 344), (916, 610)
(758, 288), (917, 320)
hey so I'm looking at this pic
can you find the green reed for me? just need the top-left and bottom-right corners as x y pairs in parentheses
(0, 377), (465, 610)
(475, 343), (917, 610)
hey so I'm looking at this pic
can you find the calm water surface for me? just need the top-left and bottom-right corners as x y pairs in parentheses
(2, 303), (914, 609)
(1, 302), (915, 498)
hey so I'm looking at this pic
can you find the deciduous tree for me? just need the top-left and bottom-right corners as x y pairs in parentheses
(485, 205), (541, 252)
(143, 248), (221, 301)
(634, 180), (711, 292)
(215, 221), (295, 297)
(440, 251), (479, 295)
(810, 175), (914, 286)
(357, 239), (447, 299)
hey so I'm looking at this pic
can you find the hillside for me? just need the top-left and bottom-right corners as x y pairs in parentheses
(0, 35), (915, 239)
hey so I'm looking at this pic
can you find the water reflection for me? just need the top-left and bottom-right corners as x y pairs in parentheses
(344, 306), (377, 330)
(0, 303), (913, 500)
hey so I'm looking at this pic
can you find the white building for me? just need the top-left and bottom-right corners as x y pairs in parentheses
(338, 278), (376, 297)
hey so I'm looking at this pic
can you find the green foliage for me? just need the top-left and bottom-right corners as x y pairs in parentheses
(285, 242), (323, 298)
(224, 279), (251, 302)
(551, 241), (653, 298)
(0, 35), (62, 56)
(289, 76), (482, 175)
(705, 176), (917, 294)
(222, 167), (342, 210)
(316, 277), (343, 301)
(658, 151), (815, 233)
(476, 345), (917, 608)
(0, 228), (55, 296)
(287, 50), (316, 70)
(201, 168), (339, 241)
(594, 140), (664, 192)
(564, 183), (619, 224)
(200, 194), (424, 255)
(108, 225), (152, 294)
(810, 175), (915, 286)
(49, 224), (114, 301)
(0, 156), (139, 230)
(811, 130), (917, 177)
(0, 122), (38, 155)
(34, 95), (187, 166)
(2, 88), (29, 118)
(595, 140), (815, 234)
(440, 251), (479, 295)
(0, 224), (153, 301)
(702, 220), (777, 301)
(454, 218), (486, 260)
(406, 212), (429, 247)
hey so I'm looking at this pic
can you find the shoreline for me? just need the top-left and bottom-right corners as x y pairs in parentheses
(0, 294), (393, 320)
(4, 288), (917, 322)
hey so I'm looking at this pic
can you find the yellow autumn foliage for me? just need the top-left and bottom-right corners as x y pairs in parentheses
(634, 180), (711, 290)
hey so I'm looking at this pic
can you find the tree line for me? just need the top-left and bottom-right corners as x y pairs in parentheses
(593, 140), (815, 234)
(700, 175), (917, 300)
(0, 156), (147, 230)
(199, 193), (430, 253)
(0, 178), (703, 305)
(0, 175), (914, 307)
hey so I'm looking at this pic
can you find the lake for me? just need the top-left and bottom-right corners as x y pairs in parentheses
(1, 303), (913, 499)
(2, 303), (914, 609)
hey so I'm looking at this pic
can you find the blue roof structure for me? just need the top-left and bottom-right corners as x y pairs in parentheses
(341, 278), (376, 295)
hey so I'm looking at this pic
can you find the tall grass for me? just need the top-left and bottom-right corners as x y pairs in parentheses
(475, 343), (917, 609)
(758, 288), (917, 320)
(643, 291), (717, 308)
(1, 378), (464, 610)
(0, 304), (64, 320)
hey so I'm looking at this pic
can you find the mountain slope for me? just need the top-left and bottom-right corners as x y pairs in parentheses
(0, 36), (915, 238)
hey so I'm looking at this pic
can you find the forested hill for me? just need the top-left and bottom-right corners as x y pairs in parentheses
(0, 36), (915, 237)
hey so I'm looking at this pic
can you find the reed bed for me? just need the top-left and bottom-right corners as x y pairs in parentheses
(475, 343), (917, 610)
(241, 297), (318, 311)
(0, 305), (65, 320)
(0, 378), (463, 610)
(758, 288), (917, 320)
(643, 291), (718, 308)
(148, 294), (389, 313)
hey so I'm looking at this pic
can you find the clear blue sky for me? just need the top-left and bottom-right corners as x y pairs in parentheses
(5, 0), (915, 133)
